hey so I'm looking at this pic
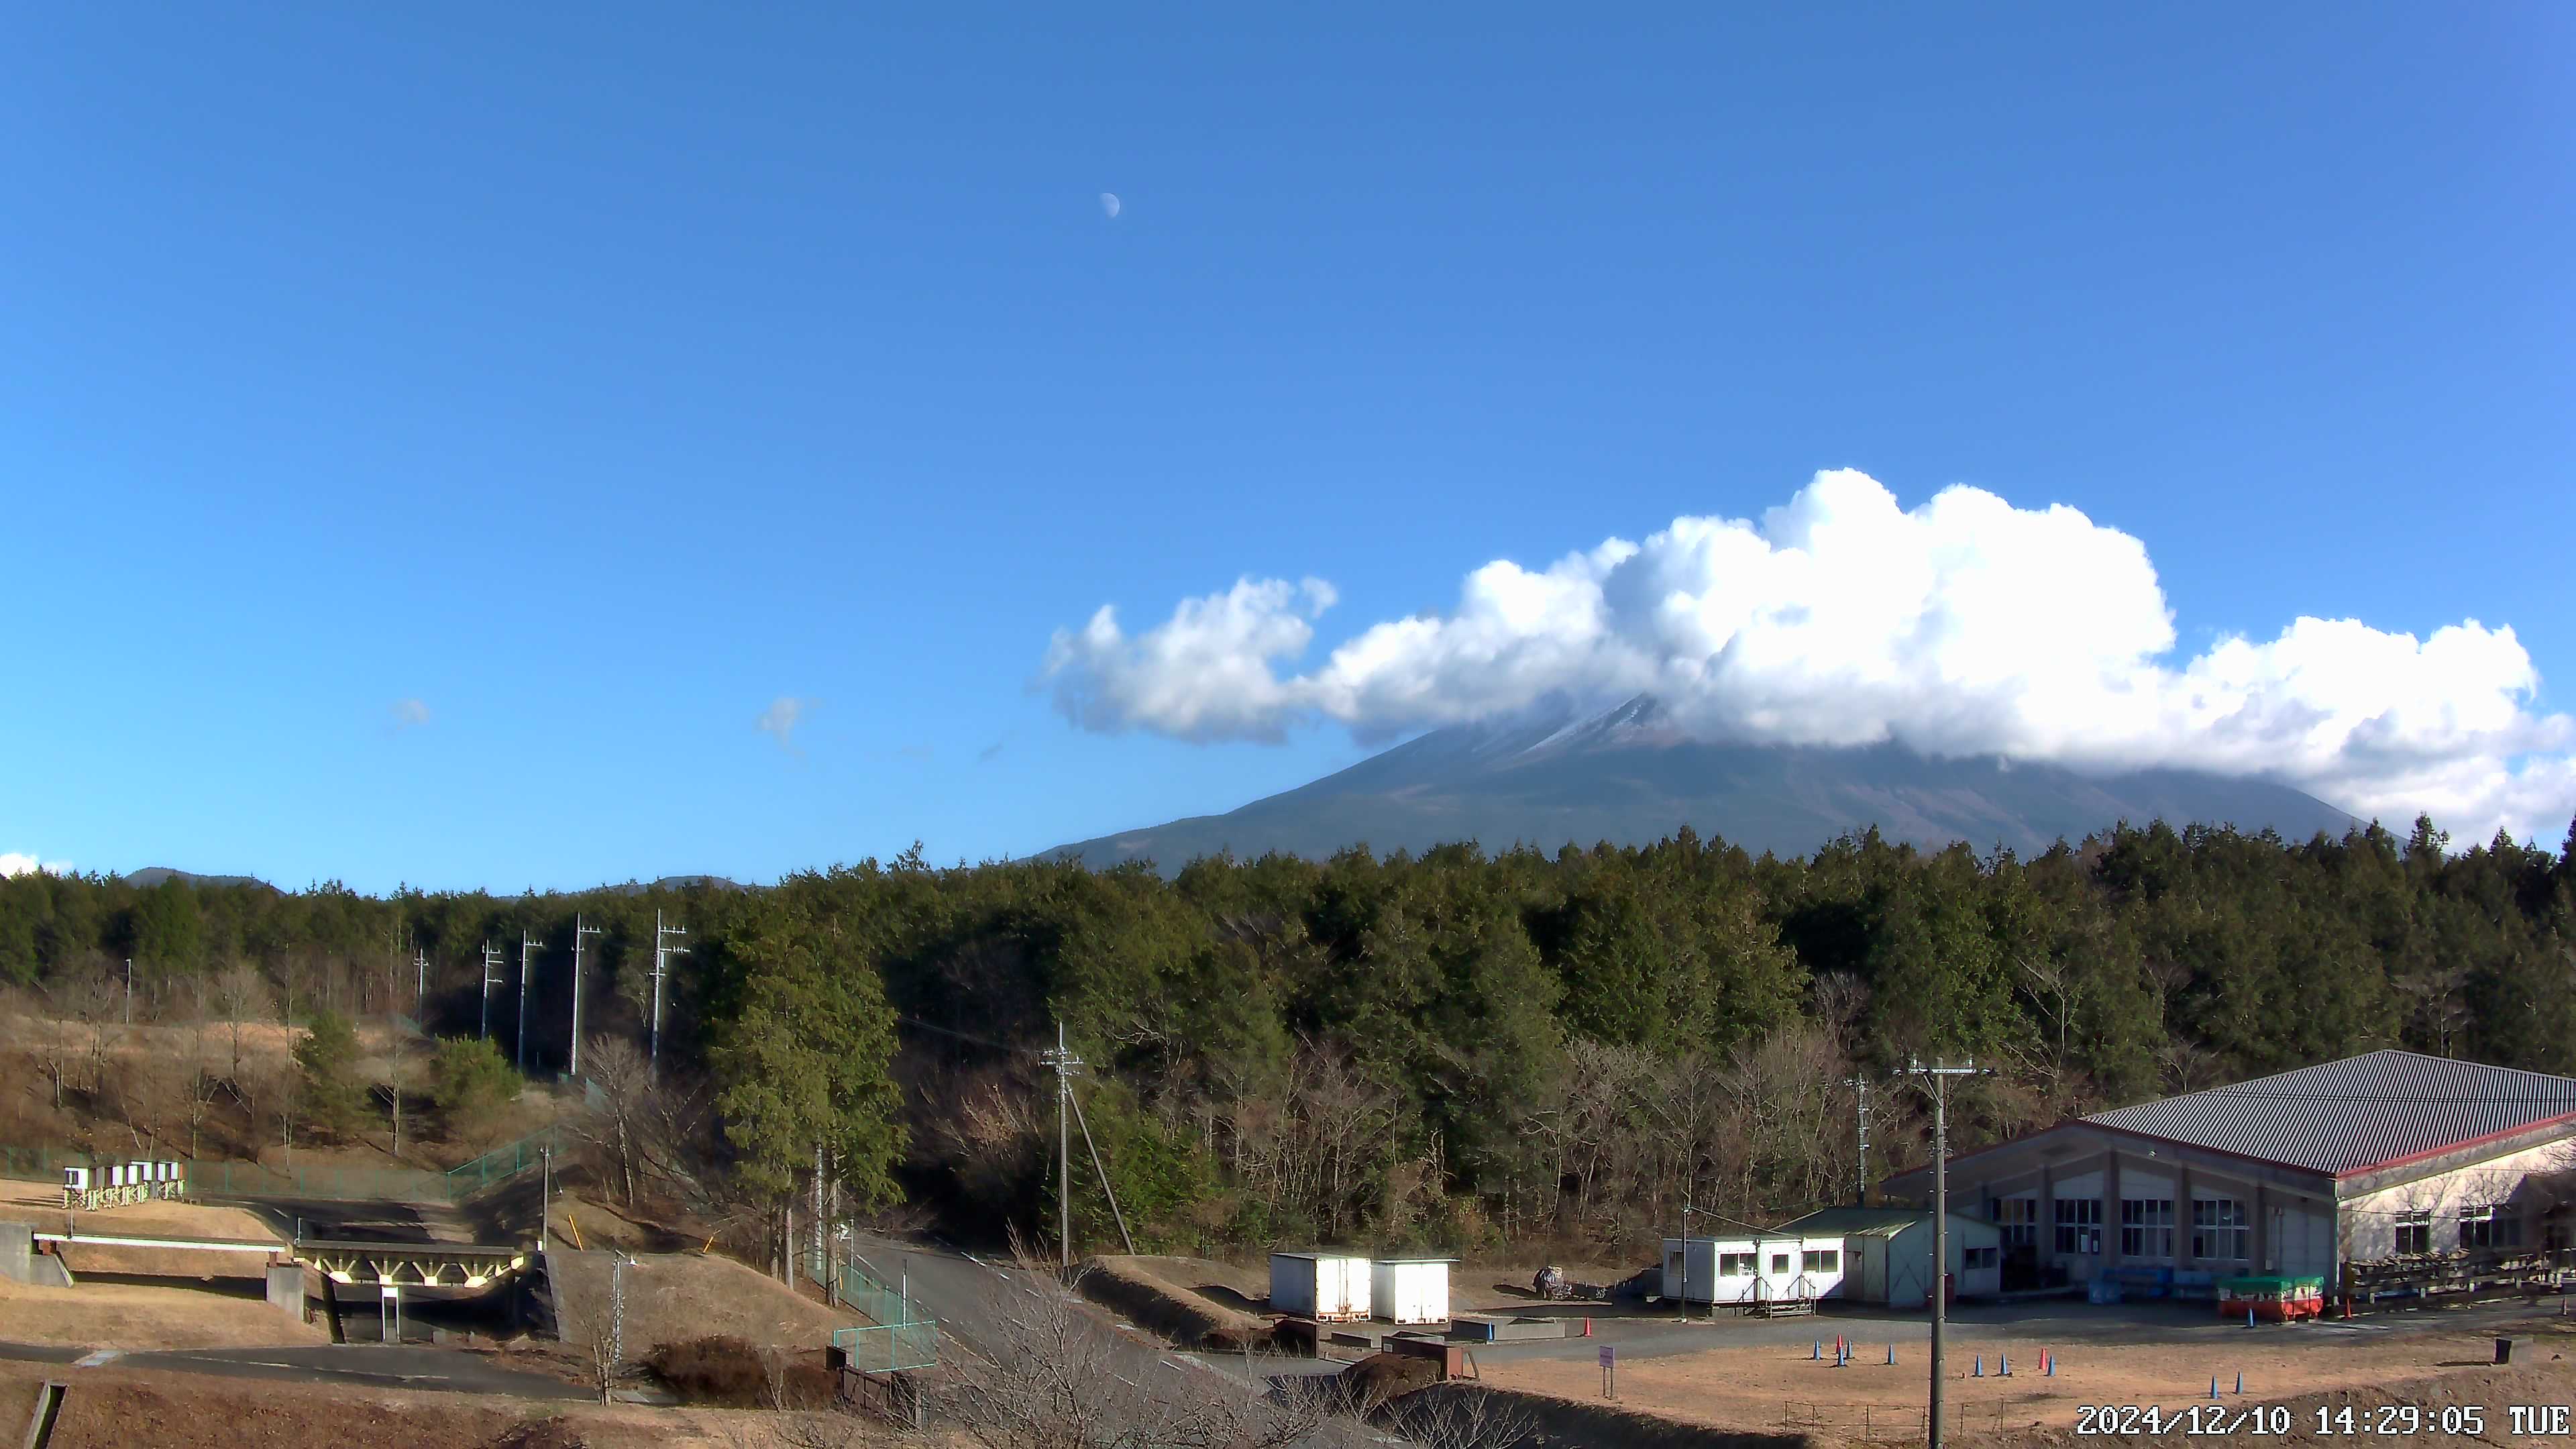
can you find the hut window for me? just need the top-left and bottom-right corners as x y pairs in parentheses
(2394, 1210), (2432, 1255)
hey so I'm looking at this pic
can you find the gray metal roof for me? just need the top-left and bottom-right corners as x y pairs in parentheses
(1774, 1208), (1990, 1239)
(2083, 1051), (2576, 1175)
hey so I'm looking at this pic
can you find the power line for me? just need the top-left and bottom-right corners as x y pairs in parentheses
(1906, 1057), (1993, 1449)
(649, 911), (689, 1075)
(568, 914), (602, 1080)
(516, 932), (534, 1073)
(479, 943), (503, 1040)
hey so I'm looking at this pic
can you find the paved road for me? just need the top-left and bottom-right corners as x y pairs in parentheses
(0, 1340), (593, 1400)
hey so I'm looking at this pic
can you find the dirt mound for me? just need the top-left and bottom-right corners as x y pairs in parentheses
(1076, 1256), (1275, 1350)
(546, 1248), (855, 1356)
(1341, 1350), (1444, 1401)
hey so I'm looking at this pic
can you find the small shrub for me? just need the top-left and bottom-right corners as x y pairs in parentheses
(431, 1034), (520, 1145)
(647, 1336), (841, 1409)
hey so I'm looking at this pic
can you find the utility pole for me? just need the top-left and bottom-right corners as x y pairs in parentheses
(414, 950), (427, 1013)
(568, 915), (602, 1080)
(516, 932), (533, 1072)
(1907, 1057), (1990, 1449)
(649, 911), (688, 1074)
(1841, 1075), (1874, 1207)
(1039, 1024), (1083, 1268)
(480, 944), (503, 1040)
(123, 958), (133, 1026)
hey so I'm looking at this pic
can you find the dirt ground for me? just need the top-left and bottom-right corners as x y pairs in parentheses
(1, 1175), (286, 1240)
(0, 1273), (328, 1350)
(547, 1247), (859, 1358)
(1483, 1316), (2576, 1444)
(0, 1362), (945, 1448)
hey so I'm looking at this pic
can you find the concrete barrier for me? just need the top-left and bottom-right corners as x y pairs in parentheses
(1, 1224), (74, 1287)
(268, 1263), (309, 1321)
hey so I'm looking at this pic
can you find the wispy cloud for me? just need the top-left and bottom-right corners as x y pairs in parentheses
(976, 736), (1008, 764)
(1042, 468), (2576, 845)
(756, 696), (818, 753)
(391, 698), (432, 729)
(1, 852), (70, 878)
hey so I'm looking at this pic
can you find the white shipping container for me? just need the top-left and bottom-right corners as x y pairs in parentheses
(1368, 1259), (1452, 1324)
(1270, 1253), (1372, 1322)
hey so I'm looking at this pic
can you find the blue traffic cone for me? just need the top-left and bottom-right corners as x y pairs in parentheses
(1812, 1340), (1821, 1360)
(2044, 1352), (2054, 1377)
(1886, 1342), (1896, 1366)
(2236, 1372), (2245, 1396)
(2210, 1377), (2220, 1400)
(1973, 1356), (1984, 1377)
(2247, 1307), (2256, 1329)
(1999, 1352), (2010, 1377)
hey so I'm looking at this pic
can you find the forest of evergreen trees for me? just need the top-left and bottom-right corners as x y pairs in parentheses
(3, 814), (2571, 1260)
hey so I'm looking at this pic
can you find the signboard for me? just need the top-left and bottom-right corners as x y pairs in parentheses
(1599, 1344), (1615, 1368)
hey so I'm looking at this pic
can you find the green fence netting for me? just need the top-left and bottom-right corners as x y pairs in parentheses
(4, 1124), (565, 1205)
(830, 1320), (941, 1375)
(812, 1249), (939, 1372)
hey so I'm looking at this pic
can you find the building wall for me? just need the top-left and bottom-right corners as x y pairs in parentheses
(1908, 1132), (2337, 1284)
(1661, 1235), (1847, 1305)
(2338, 1136), (2571, 1263)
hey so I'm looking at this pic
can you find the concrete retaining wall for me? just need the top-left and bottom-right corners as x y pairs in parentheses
(1, 1224), (74, 1287)
(268, 1263), (308, 1320)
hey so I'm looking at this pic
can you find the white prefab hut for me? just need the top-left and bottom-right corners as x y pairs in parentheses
(1661, 1233), (1848, 1308)
(1271, 1253), (1371, 1322)
(1368, 1258), (1452, 1325)
(1773, 1208), (2004, 1308)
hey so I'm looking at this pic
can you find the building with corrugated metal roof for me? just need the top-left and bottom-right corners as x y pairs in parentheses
(1771, 1208), (2004, 1307)
(1879, 1051), (2576, 1292)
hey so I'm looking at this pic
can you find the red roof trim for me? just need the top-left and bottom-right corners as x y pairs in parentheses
(2330, 1110), (2576, 1179)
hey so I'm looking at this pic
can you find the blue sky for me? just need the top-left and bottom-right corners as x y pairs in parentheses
(4, 6), (2571, 892)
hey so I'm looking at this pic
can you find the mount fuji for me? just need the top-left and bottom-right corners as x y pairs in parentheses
(1042, 694), (2359, 872)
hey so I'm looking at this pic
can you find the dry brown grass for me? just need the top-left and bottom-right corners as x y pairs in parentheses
(1079, 1255), (1273, 1349)
(0, 1175), (284, 1241)
(0, 1360), (949, 1449)
(547, 1247), (858, 1360)
(0, 1273), (327, 1351)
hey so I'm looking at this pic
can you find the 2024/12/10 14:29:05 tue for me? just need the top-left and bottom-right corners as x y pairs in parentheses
(2076, 1404), (2538, 1436)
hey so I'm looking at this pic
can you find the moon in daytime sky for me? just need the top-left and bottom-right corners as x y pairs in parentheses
(1099, 192), (1121, 219)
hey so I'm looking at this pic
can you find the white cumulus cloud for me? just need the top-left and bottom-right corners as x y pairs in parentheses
(1041, 469), (2576, 844)
(757, 696), (818, 752)
(1, 853), (71, 877)
(391, 698), (432, 729)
